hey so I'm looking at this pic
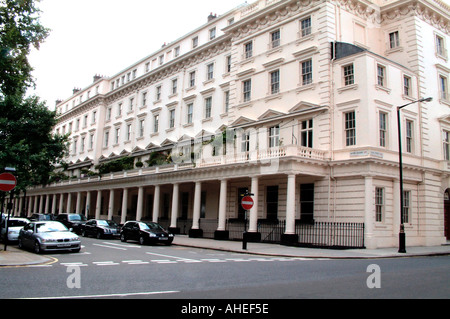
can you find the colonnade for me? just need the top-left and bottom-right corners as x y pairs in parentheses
(8, 174), (300, 243)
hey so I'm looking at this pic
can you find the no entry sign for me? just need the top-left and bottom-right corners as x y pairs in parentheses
(241, 196), (254, 210)
(0, 173), (17, 192)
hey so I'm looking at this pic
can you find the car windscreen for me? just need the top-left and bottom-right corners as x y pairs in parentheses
(97, 220), (117, 227)
(8, 220), (28, 227)
(36, 222), (68, 233)
(140, 222), (164, 231)
(68, 214), (87, 221)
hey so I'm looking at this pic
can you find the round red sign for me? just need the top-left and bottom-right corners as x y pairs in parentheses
(241, 196), (254, 210)
(0, 173), (17, 192)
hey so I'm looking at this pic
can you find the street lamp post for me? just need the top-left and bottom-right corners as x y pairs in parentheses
(397, 97), (432, 253)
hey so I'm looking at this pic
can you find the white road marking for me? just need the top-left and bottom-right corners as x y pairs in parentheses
(93, 261), (120, 266)
(145, 251), (199, 263)
(92, 243), (127, 250)
(22, 290), (180, 299)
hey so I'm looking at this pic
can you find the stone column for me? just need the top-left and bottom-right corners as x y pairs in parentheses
(51, 194), (57, 215)
(281, 174), (298, 246)
(76, 192), (82, 215)
(136, 186), (144, 221)
(215, 179), (229, 240)
(169, 183), (180, 233)
(95, 190), (102, 219)
(108, 189), (115, 220)
(44, 194), (50, 214)
(66, 193), (72, 214)
(245, 176), (261, 242)
(34, 195), (39, 214)
(364, 176), (375, 249)
(121, 188), (128, 224)
(85, 191), (91, 218)
(189, 181), (203, 238)
(152, 185), (160, 223)
(39, 195), (45, 214)
(58, 193), (64, 214)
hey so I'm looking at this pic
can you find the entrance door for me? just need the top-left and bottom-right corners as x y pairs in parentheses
(445, 190), (450, 240)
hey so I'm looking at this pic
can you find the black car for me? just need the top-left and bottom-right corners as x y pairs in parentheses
(120, 221), (174, 245)
(81, 219), (120, 239)
(29, 213), (54, 221)
(55, 214), (87, 234)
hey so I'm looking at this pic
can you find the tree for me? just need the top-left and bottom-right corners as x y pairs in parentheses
(0, 0), (49, 97)
(0, 0), (68, 193)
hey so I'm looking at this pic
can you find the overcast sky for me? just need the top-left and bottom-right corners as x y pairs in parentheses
(28, 0), (248, 110)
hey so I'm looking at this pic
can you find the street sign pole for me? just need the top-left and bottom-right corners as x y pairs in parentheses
(241, 193), (254, 250)
(4, 189), (14, 251)
(0, 172), (17, 251)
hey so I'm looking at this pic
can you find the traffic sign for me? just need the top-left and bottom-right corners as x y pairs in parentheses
(241, 196), (254, 210)
(0, 173), (17, 192)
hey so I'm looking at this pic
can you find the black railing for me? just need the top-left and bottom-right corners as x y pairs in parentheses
(295, 221), (365, 249)
(173, 218), (365, 249)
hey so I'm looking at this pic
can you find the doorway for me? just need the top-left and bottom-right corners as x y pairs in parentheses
(444, 189), (450, 240)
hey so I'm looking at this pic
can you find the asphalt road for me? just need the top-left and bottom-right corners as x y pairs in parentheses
(0, 236), (449, 303)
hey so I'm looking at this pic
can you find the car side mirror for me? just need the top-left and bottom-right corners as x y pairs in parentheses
(69, 228), (73, 232)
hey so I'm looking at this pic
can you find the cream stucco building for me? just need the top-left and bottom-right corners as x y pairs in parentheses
(19, 0), (450, 249)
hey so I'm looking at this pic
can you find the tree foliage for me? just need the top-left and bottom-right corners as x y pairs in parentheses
(0, 0), (68, 192)
(0, 0), (50, 96)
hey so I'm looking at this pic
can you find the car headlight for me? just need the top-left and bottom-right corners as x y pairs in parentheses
(149, 233), (157, 237)
(42, 238), (57, 243)
(169, 234), (174, 237)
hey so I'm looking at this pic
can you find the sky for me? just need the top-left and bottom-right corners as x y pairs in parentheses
(27, 0), (248, 110)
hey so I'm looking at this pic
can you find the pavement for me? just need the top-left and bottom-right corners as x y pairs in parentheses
(1, 235), (449, 266)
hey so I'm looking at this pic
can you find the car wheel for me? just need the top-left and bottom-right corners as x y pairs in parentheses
(82, 230), (87, 237)
(96, 231), (102, 239)
(120, 233), (126, 242)
(71, 248), (80, 253)
(18, 238), (23, 249)
(34, 241), (41, 254)
(139, 236), (146, 245)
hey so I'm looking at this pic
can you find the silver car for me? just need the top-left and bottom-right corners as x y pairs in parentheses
(19, 221), (81, 254)
(1, 217), (29, 242)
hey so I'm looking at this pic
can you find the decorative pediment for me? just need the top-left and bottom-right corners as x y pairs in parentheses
(289, 101), (321, 113)
(195, 129), (214, 138)
(215, 124), (228, 133)
(160, 138), (175, 146)
(230, 116), (255, 127)
(146, 142), (160, 150)
(120, 149), (130, 156)
(258, 109), (286, 120)
(132, 146), (143, 153)
(438, 115), (450, 125)
(178, 134), (193, 142)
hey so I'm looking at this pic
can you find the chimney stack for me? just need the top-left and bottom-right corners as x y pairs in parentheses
(208, 12), (217, 22)
(93, 74), (103, 82)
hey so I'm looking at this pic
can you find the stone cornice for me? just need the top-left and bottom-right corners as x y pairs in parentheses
(224, 0), (325, 42)
(104, 37), (232, 106)
(57, 95), (105, 124)
(380, 0), (450, 34)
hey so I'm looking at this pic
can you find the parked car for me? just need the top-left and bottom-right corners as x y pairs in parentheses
(120, 221), (174, 245)
(55, 213), (87, 234)
(1, 217), (29, 242)
(18, 221), (81, 254)
(81, 219), (121, 239)
(29, 213), (54, 221)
